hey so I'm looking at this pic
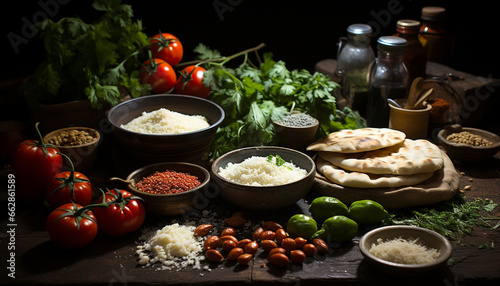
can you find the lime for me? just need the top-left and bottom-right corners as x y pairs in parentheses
(348, 199), (388, 225)
(309, 196), (349, 223)
(286, 214), (318, 240)
(312, 215), (358, 243)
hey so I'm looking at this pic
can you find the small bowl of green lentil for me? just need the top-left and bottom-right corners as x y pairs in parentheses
(437, 124), (500, 162)
(43, 126), (101, 172)
(273, 112), (319, 151)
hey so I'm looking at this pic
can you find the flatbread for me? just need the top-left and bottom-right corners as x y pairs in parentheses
(307, 128), (406, 153)
(319, 139), (444, 175)
(316, 157), (434, 189)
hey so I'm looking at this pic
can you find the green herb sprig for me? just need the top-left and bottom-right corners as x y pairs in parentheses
(389, 194), (500, 242)
(267, 155), (292, 170)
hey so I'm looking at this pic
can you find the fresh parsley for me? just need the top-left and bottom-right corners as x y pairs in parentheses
(267, 155), (292, 170)
(193, 44), (366, 160)
(23, 0), (150, 110)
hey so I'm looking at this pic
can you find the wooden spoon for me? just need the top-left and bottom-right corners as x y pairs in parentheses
(413, 88), (434, 109)
(404, 77), (423, 109)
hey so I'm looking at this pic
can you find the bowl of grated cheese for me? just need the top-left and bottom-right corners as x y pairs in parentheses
(211, 146), (316, 210)
(107, 94), (225, 163)
(359, 225), (452, 276)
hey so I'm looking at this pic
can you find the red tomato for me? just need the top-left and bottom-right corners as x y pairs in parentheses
(150, 33), (183, 66)
(140, 58), (177, 94)
(10, 123), (63, 203)
(45, 171), (92, 208)
(93, 189), (145, 237)
(174, 65), (211, 98)
(46, 203), (98, 249)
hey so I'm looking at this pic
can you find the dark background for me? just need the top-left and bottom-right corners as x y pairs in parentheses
(2, 0), (499, 80)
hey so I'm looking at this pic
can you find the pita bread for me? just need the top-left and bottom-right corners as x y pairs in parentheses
(316, 157), (434, 188)
(319, 139), (444, 176)
(307, 128), (406, 153)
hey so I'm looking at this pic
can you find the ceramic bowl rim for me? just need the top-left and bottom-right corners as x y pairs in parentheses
(211, 146), (316, 189)
(125, 162), (210, 198)
(359, 225), (452, 270)
(107, 94), (225, 137)
(43, 126), (101, 148)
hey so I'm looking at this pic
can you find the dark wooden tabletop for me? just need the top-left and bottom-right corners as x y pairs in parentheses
(1, 130), (499, 286)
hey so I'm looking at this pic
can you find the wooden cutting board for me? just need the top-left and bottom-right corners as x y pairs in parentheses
(312, 151), (460, 209)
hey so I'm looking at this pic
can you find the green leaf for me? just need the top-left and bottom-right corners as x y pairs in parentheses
(194, 43), (222, 60)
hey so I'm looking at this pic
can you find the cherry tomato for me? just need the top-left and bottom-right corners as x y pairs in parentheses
(149, 33), (183, 66)
(10, 123), (63, 203)
(140, 58), (177, 94)
(93, 189), (145, 237)
(45, 170), (92, 209)
(174, 65), (211, 98)
(46, 203), (98, 249)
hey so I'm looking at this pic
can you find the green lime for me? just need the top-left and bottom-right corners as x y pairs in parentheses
(312, 215), (358, 243)
(309, 196), (349, 223)
(348, 199), (388, 225)
(286, 214), (318, 240)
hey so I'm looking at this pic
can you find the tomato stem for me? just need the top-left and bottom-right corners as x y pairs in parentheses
(176, 43), (267, 68)
(32, 122), (54, 158)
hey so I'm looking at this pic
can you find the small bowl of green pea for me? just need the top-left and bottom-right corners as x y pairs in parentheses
(273, 112), (319, 151)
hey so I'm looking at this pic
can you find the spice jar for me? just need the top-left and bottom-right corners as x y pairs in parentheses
(335, 24), (375, 118)
(367, 36), (409, 128)
(419, 6), (454, 65)
(394, 19), (427, 82)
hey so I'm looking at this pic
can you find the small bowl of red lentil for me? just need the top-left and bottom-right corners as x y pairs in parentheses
(438, 124), (500, 162)
(111, 162), (210, 215)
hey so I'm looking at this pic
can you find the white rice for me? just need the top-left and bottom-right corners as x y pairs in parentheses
(218, 155), (307, 186)
(121, 108), (209, 134)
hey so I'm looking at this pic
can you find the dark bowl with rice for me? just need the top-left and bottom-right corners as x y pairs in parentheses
(107, 94), (225, 164)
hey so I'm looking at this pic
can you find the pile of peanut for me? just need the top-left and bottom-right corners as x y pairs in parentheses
(196, 218), (328, 268)
(446, 131), (493, 147)
(48, 129), (97, 147)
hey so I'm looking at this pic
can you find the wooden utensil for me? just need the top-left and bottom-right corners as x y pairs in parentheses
(404, 77), (423, 109)
(413, 88), (434, 109)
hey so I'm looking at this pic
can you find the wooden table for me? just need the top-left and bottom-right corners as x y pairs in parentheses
(1, 130), (499, 286)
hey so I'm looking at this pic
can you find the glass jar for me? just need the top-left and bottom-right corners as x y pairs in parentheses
(335, 24), (375, 118)
(419, 6), (454, 65)
(394, 19), (427, 82)
(367, 36), (409, 128)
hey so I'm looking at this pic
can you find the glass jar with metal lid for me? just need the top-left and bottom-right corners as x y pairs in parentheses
(367, 36), (409, 128)
(335, 23), (375, 118)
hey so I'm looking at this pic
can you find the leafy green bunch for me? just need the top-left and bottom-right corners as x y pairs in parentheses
(24, 0), (150, 110)
(193, 44), (366, 160)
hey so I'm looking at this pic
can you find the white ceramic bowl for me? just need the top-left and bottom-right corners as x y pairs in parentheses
(359, 225), (452, 276)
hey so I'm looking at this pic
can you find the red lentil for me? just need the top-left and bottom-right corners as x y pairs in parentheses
(136, 169), (201, 194)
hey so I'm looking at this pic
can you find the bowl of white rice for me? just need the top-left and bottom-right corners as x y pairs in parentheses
(107, 94), (224, 163)
(359, 225), (452, 276)
(211, 146), (316, 210)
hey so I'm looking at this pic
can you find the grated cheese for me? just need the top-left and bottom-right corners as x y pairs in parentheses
(136, 223), (204, 270)
(121, 108), (209, 134)
(369, 237), (441, 264)
(218, 155), (307, 186)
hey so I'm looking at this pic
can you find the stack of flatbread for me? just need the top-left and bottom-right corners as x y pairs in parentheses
(307, 128), (444, 188)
